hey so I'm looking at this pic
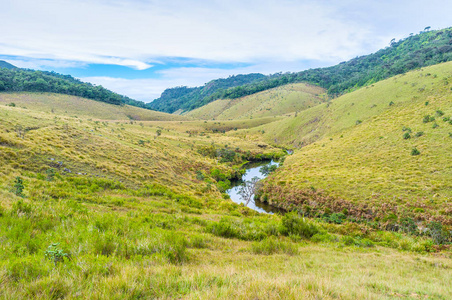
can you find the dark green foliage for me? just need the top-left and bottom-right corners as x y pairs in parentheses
(324, 213), (347, 224)
(0, 60), (17, 70)
(432, 123), (439, 129)
(148, 73), (266, 113)
(389, 101), (395, 106)
(415, 131), (424, 137)
(426, 221), (450, 245)
(150, 27), (452, 113)
(403, 132), (411, 139)
(13, 176), (24, 196)
(0, 67), (145, 107)
(436, 110), (444, 117)
(355, 120), (362, 125)
(411, 148), (421, 156)
(423, 115), (435, 123)
(7, 102), (16, 107)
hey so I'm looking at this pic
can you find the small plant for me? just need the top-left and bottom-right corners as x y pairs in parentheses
(13, 176), (24, 197)
(355, 120), (362, 125)
(45, 243), (71, 266)
(411, 148), (421, 156)
(432, 123), (439, 129)
(415, 131), (424, 137)
(425, 101), (429, 106)
(436, 110), (444, 117)
(403, 132), (411, 139)
(389, 101), (394, 106)
(46, 168), (56, 181)
(8, 102), (16, 107)
(422, 115), (435, 123)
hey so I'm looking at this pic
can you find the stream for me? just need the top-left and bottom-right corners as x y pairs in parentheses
(227, 160), (283, 214)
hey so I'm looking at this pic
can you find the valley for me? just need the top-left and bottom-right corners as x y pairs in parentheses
(1, 28), (452, 299)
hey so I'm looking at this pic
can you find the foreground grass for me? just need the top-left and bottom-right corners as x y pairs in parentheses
(1, 91), (451, 299)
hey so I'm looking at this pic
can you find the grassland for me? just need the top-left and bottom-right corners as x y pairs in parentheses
(186, 83), (325, 120)
(1, 71), (452, 299)
(0, 92), (190, 121)
(252, 62), (452, 230)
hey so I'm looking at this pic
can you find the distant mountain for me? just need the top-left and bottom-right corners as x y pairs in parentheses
(0, 66), (147, 107)
(151, 27), (452, 114)
(147, 73), (266, 113)
(0, 60), (17, 70)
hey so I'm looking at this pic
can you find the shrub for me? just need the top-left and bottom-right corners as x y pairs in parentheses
(411, 148), (421, 156)
(436, 110), (444, 116)
(251, 237), (298, 255)
(13, 176), (24, 197)
(422, 115), (435, 123)
(44, 243), (71, 266)
(415, 131), (424, 137)
(432, 123), (439, 129)
(403, 132), (411, 139)
(281, 212), (319, 239)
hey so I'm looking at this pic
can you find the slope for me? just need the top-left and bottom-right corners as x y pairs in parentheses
(186, 82), (325, 120)
(151, 27), (452, 114)
(0, 60), (17, 70)
(256, 61), (452, 228)
(1, 83), (451, 299)
(147, 73), (266, 113)
(0, 92), (190, 121)
(0, 66), (148, 108)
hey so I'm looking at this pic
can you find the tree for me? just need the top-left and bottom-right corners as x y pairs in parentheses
(238, 177), (260, 206)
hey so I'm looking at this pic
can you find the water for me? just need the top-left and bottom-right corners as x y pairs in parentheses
(227, 160), (282, 214)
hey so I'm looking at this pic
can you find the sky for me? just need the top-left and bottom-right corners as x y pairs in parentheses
(1, 0), (451, 102)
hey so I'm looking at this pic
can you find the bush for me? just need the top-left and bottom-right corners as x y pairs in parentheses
(403, 132), (411, 139)
(422, 115), (435, 123)
(251, 237), (298, 255)
(411, 148), (421, 156)
(281, 212), (319, 239)
(415, 131), (424, 137)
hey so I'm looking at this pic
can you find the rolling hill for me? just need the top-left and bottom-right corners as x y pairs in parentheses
(251, 61), (452, 229)
(151, 27), (452, 114)
(186, 83), (326, 120)
(0, 92), (190, 121)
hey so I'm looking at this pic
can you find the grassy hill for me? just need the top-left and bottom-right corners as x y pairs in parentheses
(150, 27), (452, 114)
(0, 92), (191, 121)
(252, 62), (452, 230)
(147, 73), (266, 113)
(1, 91), (451, 298)
(186, 83), (326, 120)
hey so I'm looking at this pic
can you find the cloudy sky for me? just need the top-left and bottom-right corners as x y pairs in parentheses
(1, 0), (451, 102)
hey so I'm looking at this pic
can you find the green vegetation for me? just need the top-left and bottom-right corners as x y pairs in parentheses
(255, 62), (452, 236)
(2, 31), (452, 298)
(186, 83), (325, 120)
(152, 27), (452, 114)
(0, 66), (147, 107)
(148, 73), (266, 113)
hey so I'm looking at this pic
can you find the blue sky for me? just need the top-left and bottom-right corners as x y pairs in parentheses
(1, 0), (452, 102)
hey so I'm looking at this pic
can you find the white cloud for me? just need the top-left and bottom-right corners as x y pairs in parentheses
(0, 0), (402, 65)
(2, 0), (452, 100)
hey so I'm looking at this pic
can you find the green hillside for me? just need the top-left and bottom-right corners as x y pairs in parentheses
(0, 60), (17, 70)
(186, 83), (326, 120)
(147, 73), (266, 113)
(2, 91), (452, 299)
(151, 27), (452, 114)
(253, 62), (452, 230)
(0, 92), (190, 121)
(0, 66), (148, 108)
